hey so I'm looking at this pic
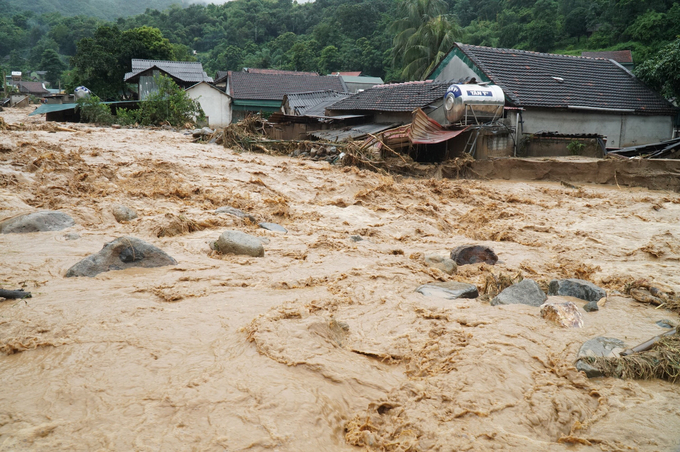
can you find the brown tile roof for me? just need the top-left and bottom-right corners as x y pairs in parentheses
(456, 44), (674, 115)
(581, 50), (633, 64)
(228, 71), (346, 101)
(17, 81), (49, 95)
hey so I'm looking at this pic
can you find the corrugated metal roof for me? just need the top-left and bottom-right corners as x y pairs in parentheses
(409, 108), (468, 144)
(283, 90), (350, 116)
(125, 59), (213, 83)
(310, 123), (395, 142)
(29, 100), (141, 116)
(328, 81), (450, 112)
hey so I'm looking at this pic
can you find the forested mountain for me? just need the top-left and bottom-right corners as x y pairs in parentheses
(4, 0), (193, 20)
(2, 0), (679, 98)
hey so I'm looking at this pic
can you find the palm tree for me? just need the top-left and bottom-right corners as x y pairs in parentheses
(391, 0), (462, 81)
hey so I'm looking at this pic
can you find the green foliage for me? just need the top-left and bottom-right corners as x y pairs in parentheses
(567, 140), (586, 155)
(635, 38), (680, 100)
(4, 0), (187, 20)
(130, 74), (204, 126)
(39, 48), (66, 85)
(77, 95), (115, 124)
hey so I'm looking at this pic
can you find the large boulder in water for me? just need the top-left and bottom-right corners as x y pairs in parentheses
(0, 211), (75, 233)
(450, 245), (498, 266)
(491, 279), (547, 307)
(548, 279), (606, 302)
(215, 230), (264, 257)
(65, 236), (177, 277)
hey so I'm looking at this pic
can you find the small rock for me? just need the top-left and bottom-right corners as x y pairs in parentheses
(575, 337), (626, 378)
(1, 211), (75, 233)
(450, 245), (498, 266)
(64, 232), (81, 241)
(583, 300), (599, 312)
(215, 206), (257, 223)
(111, 124), (121, 129)
(491, 279), (547, 307)
(548, 279), (606, 302)
(65, 236), (177, 277)
(215, 230), (264, 257)
(656, 319), (675, 329)
(259, 222), (287, 233)
(416, 282), (478, 299)
(540, 301), (584, 327)
(350, 235), (363, 242)
(424, 254), (457, 275)
(112, 204), (138, 223)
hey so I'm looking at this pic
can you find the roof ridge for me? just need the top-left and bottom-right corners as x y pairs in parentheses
(457, 42), (615, 62)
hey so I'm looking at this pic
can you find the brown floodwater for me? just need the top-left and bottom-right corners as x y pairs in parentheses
(1, 107), (680, 451)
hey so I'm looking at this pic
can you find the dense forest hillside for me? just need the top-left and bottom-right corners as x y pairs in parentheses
(4, 0), (193, 20)
(2, 0), (679, 98)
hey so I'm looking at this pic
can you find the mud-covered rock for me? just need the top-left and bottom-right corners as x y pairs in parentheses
(65, 236), (177, 277)
(424, 254), (457, 275)
(416, 282), (478, 299)
(540, 301), (584, 327)
(112, 204), (138, 223)
(548, 279), (606, 302)
(215, 206), (257, 223)
(575, 337), (626, 378)
(0, 211), (75, 233)
(215, 230), (264, 257)
(491, 279), (547, 307)
(64, 232), (81, 241)
(259, 222), (288, 233)
(583, 300), (599, 312)
(450, 245), (498, 266)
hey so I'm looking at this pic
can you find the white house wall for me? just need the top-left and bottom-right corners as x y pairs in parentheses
(508, 109), (673, 148)
(186, 84), (231, 128)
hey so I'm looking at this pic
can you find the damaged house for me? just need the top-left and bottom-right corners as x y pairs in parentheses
(428, 43), (676, 151)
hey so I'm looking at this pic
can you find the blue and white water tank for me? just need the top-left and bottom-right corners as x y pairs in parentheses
(444, 84), (505, 123)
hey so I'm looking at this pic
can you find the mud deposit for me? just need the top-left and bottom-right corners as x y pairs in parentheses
(1, 108), (680, 451)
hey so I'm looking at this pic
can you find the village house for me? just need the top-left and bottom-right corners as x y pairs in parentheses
(581, 50), (634, 71)
(427, 43), (676, 149)
(223, 69), (347, 122)
(185, 81), (232, 128)
(124, 59), (213, 100)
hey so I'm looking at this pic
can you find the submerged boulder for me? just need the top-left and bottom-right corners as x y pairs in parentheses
(491, 279), (547, 307)
(548, 279), (606, 302)
(416, 282), (478, 299)
(215, 206), (257, 223)
(65, 236), (177, 277)
(424, 254), (457, 275)
(112, 204), (138, 223)
(450, 245), (498, 266)
(215, 230), (264, 257)
(1, 211), (75, 233)
(259, 222), (288, 233)
(575, 337), (626, 378)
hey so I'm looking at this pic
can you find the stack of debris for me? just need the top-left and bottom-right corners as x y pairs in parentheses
(608, 137), (680, 159)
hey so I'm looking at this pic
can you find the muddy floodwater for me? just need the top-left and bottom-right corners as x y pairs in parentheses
(1, 108), (680, 451)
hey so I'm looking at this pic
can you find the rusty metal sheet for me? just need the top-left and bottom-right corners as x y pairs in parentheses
(409, 108), (468, 144)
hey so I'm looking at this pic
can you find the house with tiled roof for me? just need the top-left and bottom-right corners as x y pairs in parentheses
(428, 43), (676, 148)
(225, 70), (347, 122)
(326, 80), (451, 124)
(124, 59), (213, 100)
(16, 81), (50, 97)
(581, 50), (634, 71)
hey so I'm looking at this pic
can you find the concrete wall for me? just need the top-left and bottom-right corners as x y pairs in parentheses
(506, 109), (673, 148)
(186, 83), (231, 128)
(433, 55), (480, 83)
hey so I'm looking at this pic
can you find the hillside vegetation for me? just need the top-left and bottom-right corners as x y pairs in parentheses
(1, 0), (679, 97)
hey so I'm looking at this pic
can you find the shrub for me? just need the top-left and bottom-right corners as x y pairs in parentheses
(135, 74), (205, 127)
(76, 95), (115, 125)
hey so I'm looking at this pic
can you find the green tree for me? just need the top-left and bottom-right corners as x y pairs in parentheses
(318, 45), (340, 74)
(391, 0), (462, 80)
(40, 48), (66, 85)
(636, 38), (680, 100)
